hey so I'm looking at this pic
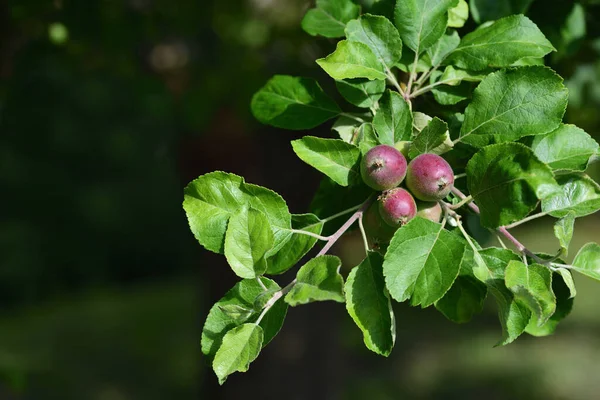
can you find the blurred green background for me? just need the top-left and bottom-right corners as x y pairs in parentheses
(1, 0), (600, 399)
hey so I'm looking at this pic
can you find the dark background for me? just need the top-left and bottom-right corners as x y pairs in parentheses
(1, 0), (600, 399)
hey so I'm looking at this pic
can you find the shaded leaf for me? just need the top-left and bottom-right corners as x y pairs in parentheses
(525, 271), (574, 337)
(470, 0), (533, 24)
(345, 252), (395, 356)
(201, 278), (287, 359)
(310, 177), (373, 236)
(467, 143), (558, 228)
(505, 261), (556, 326)
(476, 248), (532, 346)
(435, 275), (487, 323)
(336, 78), (386, 108)
(251, 75), (341, 130)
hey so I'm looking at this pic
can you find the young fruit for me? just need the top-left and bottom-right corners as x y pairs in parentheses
(416, 201), (443, 223)
(406, 153), (454, 201)
(363, 202), (397, 247)
(378, 188), (417, 228)
(360, 145), (407, 191)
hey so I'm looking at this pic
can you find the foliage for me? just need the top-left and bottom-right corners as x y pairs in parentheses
(186, 0), (600, 384)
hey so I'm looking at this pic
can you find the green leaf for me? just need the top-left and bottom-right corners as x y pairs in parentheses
(467, 143), (558, 229)
(201, 278), (287, 359)
(345, 252), (395, 356)
(251, 75), (341, 130)
(557, 268), (577, 299)
(572, 243), (600, 282)
(317, 40), (387, 80)
(425, 30), (460, 67)
(554, 212), (575, 255)
(213, 323), (263, 384)
(183, 172), (291, 254)
(531, 124), (599, 172)
(217, 304), (255, 322)
(301, 0), (361, 38)
(435, 269), (487, 323)
(397, 48), (432, 72)
(459, 67), (568, 147)
(447, 15), (555, 71)
(431, 82), (473, 106)
(469, 0), (533, 24)
(394, 0), (459, 55)
(332, 116), (361, 143)
(383, 217), (466, 307)
(345, 14), (403, 70)
(267, 214), (324, 275)
(511, 57), (544, 66)
(335, 78), (386, 108)
(412, 112), (432, 135)
(224, 208), (273, 279)
(432, 82), (472, 105)
(476, 248), (532, 346)
(291, 136), (361, 186)
(285, 255), (345, 306)
(372, 90), (412, 145)
(436, 65), (487, 86)
(357, 123), (381, 155)
(505, 261), (556, 326)
(525, 271), (574, 337)
(408, 117), (452, 158)
(448, 0), (469, 28)
(541, 174), (600, 218)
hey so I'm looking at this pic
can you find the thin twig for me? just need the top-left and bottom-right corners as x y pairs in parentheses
(358, 213), (370, 254)
(504, 211), (549, 229)
(451, 187), (548, 263)
(449, 195), (473, 210)
(256, 277), (268, 291)
(386, 69), (404, 95)
(257, 196), (375, 319)
(405, 50), (420, 99)
(316, 196), (374, 257)
(290, 229), (329, 241)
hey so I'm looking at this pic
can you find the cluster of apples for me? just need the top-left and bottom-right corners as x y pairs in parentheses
(360, 145), (454, 247)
